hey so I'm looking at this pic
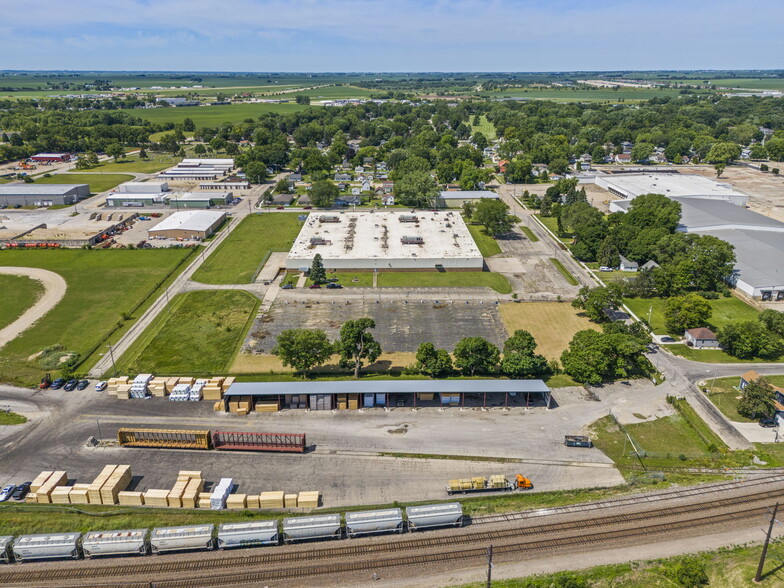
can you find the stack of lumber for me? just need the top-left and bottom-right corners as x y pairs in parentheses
(337, 394), (348, 410)
(178, 377), (195, 387)
(297, 491), (320, 508)
(69, 484), (91, 505)
(30, 471), (54, 494)
(222, 377), (235, 393)
(148, 377), (169, 397)
(116, 384), (132, 399)
(348, 394), (360, 410)
(260, 491), (285, 508)
(118, 491), (145, 506)
(88, 465), (117, 504)
(285, 493), (298, 508)
(35, 471), (68, 504)
(106, 377), (130, 396)
(228, 397), (251, 415)
(100, 465), (132, 505)
(255, 401), (279, 413)
(213, 401), (223, 412)
(143, 489), (170, 507)
(246, 494), (260, 509)
(181, 477), (205, 509)
(167, 471), (202, 508)
(198, 492), (212, 509)
(226, 494), (247, 510)
(203, 377), (224, 401)
(50, 486), (72, 504)
(418, 393), (434, 401)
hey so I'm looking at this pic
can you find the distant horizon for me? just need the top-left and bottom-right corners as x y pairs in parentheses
(1, 69), (782, 76)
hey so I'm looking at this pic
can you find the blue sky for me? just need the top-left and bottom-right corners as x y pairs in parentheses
(1, 0), (782, 72)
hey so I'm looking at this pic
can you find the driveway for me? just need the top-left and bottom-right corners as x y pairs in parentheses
(0, 267), (67, 350)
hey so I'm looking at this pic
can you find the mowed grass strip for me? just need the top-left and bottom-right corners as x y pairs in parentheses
(0, 249), (193, 386)
(467, 224), (502, 257)
(193, 213), (304, 284)
(32, 173), (134, 193)
(549, 258), (579, 286)
(118, 290), (258, 376)
(376, 271), (512, 294)
(499, 302), (599, 360)
(89, 154), (181, 174)
(624, 295), (760, 336)
(0, 274), (43, 331)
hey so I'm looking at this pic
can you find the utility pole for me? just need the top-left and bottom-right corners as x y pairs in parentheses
(755, 502), (780, 583)
(107, 344), (117, 377)
(486, 544), (493, 588)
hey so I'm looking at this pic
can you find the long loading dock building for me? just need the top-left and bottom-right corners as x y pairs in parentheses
(223, 380), (552, 412)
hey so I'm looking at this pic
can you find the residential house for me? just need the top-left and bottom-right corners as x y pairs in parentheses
(640, 260), (660, 271)
(621, 141), (633, 153)
(498, 160), (509, 173)
(649, 152), (668, 164)
(382, 181), (394, 193)
(361, 180), (372, 192)
(619, 255), (638, 272)
(334, 173), (352, 182)
(382, 195), (395, 206)
(377, 162), (388, 171)
(614, 153), (632, 164)
(483, 147), (495, 159)
(740, 370), (784, 424)
(354, 166), (365, 174)
(351, 187), (361, 196)
(363, 157), (375, 166)
(684, 327), (719, 349)
(288, 172), (303, 182)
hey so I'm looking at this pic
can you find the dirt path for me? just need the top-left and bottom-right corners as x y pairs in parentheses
(0, 267), (67, 350)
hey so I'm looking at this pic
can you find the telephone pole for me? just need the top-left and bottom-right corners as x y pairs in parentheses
(755, 502), (780, 583)
(486, 544), (493, 588)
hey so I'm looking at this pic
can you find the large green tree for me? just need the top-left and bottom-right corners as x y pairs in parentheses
(244, 161), (268, 184)
(500, 330), (548, 379)
(453, 337), (500, 376)
(738, 378), (776, 419)
(310, 253), (326, 284)
(718, 322), (783, 360)
(394, 170), (439, 208)
(473, 199), (518, 236)
(571, 284), (623, 323)
(560, 330), (647, 385)
(336, 318), (382, 378)
(414, 343), (453, 378)
(311, 180), (340, 208)
(664, 293), (712, 333)
(273, 329), (333, 377)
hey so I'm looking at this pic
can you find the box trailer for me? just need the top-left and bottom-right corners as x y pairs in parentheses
(345, 509), (404, 538)
(282, 514), (342, 544)
(0, 536), (12, 564)
(217, 521), (279, 548)
(406, 503), (463, 531)
(82, 529), (148, 558)
(150, 525), (214, 554)
(12, 533), (81, 562)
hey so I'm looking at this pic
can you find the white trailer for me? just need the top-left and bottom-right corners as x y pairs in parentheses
(406, 503), (463, 531)
(150, 525), (214, 554)
(12, 533), (81, 562)
(82, 529), (148, 558)
(345, 509), (404, 538)
(0, 536), (12, 564)
(282, 514), (342, 543)
(217, 521), (278, 548)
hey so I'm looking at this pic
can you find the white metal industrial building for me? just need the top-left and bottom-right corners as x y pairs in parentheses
(159, 158), (234, 181)
(286, 210), (483, 271)
(118, 181), (169, 194)
(437, 190), (499, 208)
(0, 184), (90, 207)
(148, 210), (226, 240)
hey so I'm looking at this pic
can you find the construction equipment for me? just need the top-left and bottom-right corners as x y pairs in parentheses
(39, 374), (52, 389)
(445, 474), (532, 495)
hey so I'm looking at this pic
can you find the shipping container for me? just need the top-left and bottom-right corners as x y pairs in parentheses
(117, 428), (211, 450)
(0, 536), (12, 564)
(12, 533), (81, 562)
(149, 525), (214, 554)
(345, 509), (403, 538)
(282, 514), (342, 543)
(406, 503), (463, 531)
(217, 521), (279, 548)
(82, 529), (148, 558)
(212, 431), (307, 453)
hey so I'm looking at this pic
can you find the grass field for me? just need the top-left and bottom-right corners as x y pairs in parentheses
(305, 272), (375, 288)
(469, 115), (496, 140)
(0, 249), (193, 386)
(667, 344), (784, 363)
(375, 271), (512, 294)
(118, 290), (258, 376)
(289, 85), (373, 100)
(88, 154), (180, 174)
(624, 295), (760, 336)
(133, 102), (311, 126)
(0, 411), (27, 425)
(467, 224), (502, 257)
(549, 258), (579, 286)
(519, 225), (538, 242)
(705, 376), (756, 422)
(481, 86), (701, 103)
(0, 274), (42, 331)
(192, 213), (304, 284)
(32, 173), (134, 194)
(498, 302), (599, 360)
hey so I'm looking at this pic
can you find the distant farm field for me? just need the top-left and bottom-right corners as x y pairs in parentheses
(33, 173), (134, 193)
(0, 274), (43, 331)
(133, 103), (311, 126)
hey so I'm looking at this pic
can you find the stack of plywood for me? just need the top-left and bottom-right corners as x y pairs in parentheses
(213, 401), (223, 412)
(35, 471), (68, 504)
(106, 377), (130, 396)
(246, 494), (260, 509)
(69, 484), (91, 505)
(168, 471), (202, 508)
(31, 471), (54, 494)
(88, 465), (117, 504)
(50, 486), (72, 504)
(260, 491), (285, 509)
(197, 492), (212, 509)
(285, 493), (298, 508)
(255, 401), (279, 413)
(148, 377), (169, 397)
(118, 491), (145, 506)
(226, 494), (247, 510)
(178, 377), (195, 387)
(228, 397), (251, 415)
(297, 491), (320, 509)
(144, 489), (170, 507)
(337, 394), (348, 410)
(348, 394), (360, 410)
(100, 465), (132, 505)
(181, 477), (205, 509)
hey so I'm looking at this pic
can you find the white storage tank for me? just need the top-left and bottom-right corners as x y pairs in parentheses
(0, 536), (13, 564)
(217, 521), (278, 548)
(406, 503), (463, 531)
(346, 508), (403, 537)
(12, 533), (81, 562)
(282, 514), (342, 543)
(82, 529), (148, 558)
(150, 525), (213, 554)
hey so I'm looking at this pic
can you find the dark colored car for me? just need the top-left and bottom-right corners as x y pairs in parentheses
(276, 206), (285, 210)
(326, 283), (343, 289)
(303, 206), (312, 210)
(281, 284), (294, 289)
(63, 379), (79, 391)
(50, 378), (66, 390)
(759, 417), (777, 428)
(76, 379), (90, 390)
(308, 284), (321, 289)
(11, 482), (31, 501)
(660, 336), (676, 343)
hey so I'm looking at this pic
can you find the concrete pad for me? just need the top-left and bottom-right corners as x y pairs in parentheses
(486, 257), (526, 273)
(731, 421), (780, 443)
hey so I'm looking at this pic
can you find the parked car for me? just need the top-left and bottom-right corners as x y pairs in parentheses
(95, 381), (108, 391)
(276, 206), (285, 210)
(63, 379), (79, 391)
(759, 417), (777, 428)
(326, 283), (343, 289)
(50, 378), (66, 390)
(76, 380), (90, 390)
(0, 484), (15, 502)
(11, 482), (31, 501)
(303, 206), (312, 210)
(308, 284), (321, 289)
(281, 284), (294, 289)
(660, 336), (676, 343)
(599, 266), (613, 272)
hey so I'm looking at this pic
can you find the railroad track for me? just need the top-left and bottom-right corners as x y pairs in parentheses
(4, 484), (783, 587)
(60, 504), (774, 588)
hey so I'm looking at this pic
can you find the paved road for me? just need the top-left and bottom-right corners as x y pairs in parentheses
(0, 267), (67, 350)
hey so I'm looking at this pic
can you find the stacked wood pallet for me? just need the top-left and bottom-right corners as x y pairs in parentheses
(246, 494), (260, 509)
(226, 494), (247, 510)
(116, 384), (132, 399)
(197, 492), (212, 509)
(143, 489), (170, 507)
(260, 491), (285, 508)
(228, 396), (251, 415)
(255, 401), (279, 413)
(297, 491), (320, 508)
(118, 491), (145, 506)
(100, 465), (132, 505)
(35, 471), (68, 504)
(178, 377), (195, 387)
(148, 377), (169, 397)
(348, 394), (360, 410)
(285, 493), (298, 508)
(181, 477), (205, 509)
(337, 394), (348, 410)
(69, 484), (91, 505)
(167, 471), (200, 507)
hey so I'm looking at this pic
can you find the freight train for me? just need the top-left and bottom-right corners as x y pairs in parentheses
(0, 503), (463, 564)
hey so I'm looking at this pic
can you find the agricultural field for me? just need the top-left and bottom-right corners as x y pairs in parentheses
(117, 290), (258, 376)
(469, 115), (496, 140)
(192, 213), (304, 284)
(32, 173), (134, 194)
(0, 248), (194, 386)
(498, 302), (599, 360)
(132, 102), (311, 127)
(88, 154), (181, 174)
(479, 85), (704, 102)
(624, 295), (761, 336)
(0, 274), (43, 331)
(287, 85), (373, 100)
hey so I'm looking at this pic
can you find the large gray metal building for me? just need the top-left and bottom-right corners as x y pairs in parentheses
(0, 184), (90, 207)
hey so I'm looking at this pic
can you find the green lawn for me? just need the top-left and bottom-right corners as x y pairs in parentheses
(624, 295), (761, 336)
(0, 274), (43, 331)
(376, 271), (512, 294)
(117, 290), (258, 376)
(306, 273), (374, 288)
(667, 344), (784, 363)
(32, 173), (134, 194)
(0, 249), (193, 386)
(469, 115), (497, 140)
(519, 225), (538, 242)
(133, 102), (311, 126)
(89, 154), (181, 174)
(0, 411), (27, 425)
(192, 213), (304, 284)
(467, 224), (502, 257)
(549, 258), (579, 286)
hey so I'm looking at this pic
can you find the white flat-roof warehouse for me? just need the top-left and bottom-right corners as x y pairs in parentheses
(286, 210), (483, 271)
(599, 172), (748, 209)
(148, 210), (226, 240)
